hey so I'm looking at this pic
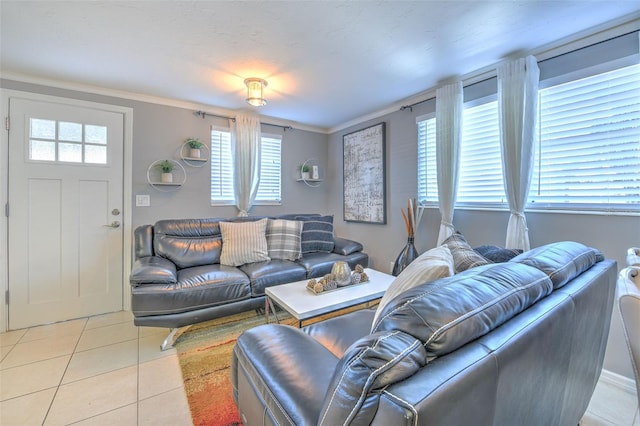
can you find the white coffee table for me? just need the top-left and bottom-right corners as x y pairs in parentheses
(265, 268), (395, 327)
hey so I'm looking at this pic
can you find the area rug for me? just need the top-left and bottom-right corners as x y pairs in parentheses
(174, 303), (376, 425)
(174, 310), (296, 426)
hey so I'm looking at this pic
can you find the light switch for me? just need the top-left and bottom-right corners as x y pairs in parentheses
(136, 194), (150, 207)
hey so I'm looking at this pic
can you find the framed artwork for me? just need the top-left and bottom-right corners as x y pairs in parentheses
(343, 122), (387, 224)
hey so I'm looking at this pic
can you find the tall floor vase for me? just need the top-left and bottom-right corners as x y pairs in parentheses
(392, 237), (418, 276)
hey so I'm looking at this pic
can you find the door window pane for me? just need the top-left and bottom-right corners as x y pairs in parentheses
(59, 121), (82, 142)
(85, 145), (107, 164)
(30, 119), (55, 140)
(85, 125), (107, 144)
(59, 143), (82, 162)
(29, 140), (56, 161)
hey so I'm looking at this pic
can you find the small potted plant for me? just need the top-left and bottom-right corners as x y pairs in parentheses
(186, 137), (203, 158)
(299, 164), (310, 180)
(159, 160), (174, 183)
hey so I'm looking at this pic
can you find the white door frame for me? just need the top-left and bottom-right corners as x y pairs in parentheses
(0, 89), (133, 332)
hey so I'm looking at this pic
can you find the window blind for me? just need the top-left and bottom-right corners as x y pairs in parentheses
(210, 128), (234, 204)
(457, 101), (507, 206)
(254, 135), (282, 204)
(530, 63), (640, 211)
(210, 129), (282, 205)
(417, 115), (437, 205)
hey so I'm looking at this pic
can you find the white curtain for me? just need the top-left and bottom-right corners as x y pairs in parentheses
(497, 55), (540, 250)
(436, 81), (463, 245)
(231, 111), (261, 216)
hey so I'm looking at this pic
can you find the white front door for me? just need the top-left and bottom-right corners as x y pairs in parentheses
(7, 96), (124, 329)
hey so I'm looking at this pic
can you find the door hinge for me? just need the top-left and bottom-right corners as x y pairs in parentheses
(4, 116), (9, 131)
(5, 290), (8, 304)
(4, 203), (8, 218)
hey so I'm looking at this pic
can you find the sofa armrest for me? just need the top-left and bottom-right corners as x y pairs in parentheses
(129, 256), (177, 286)
(134, 224), (154, 260)
(333, 237), (363, 256)
(303, 309), (375, 358)
(318, 330), (426, 426)
(232, 324), (339, 426)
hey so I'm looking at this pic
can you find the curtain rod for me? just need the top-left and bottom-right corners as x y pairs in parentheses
(399, 29), (639, 113)
(195, 111), (293, 131)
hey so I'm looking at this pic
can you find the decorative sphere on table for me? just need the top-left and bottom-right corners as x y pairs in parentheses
(331, 261), (352, 287)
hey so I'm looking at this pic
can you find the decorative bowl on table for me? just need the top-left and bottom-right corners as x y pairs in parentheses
(306, 264), (369, 295)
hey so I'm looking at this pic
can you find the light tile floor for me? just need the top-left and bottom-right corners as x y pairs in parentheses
(0, 310), (638, 425)
(0, 311), (192, 425)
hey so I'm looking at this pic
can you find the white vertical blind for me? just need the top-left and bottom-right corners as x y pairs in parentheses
(531, 63), (640, 211)
(210, 128), (282, 205)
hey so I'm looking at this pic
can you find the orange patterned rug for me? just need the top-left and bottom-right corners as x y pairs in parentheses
(174, 310), (295, 426)
(175, 303), (375, 425)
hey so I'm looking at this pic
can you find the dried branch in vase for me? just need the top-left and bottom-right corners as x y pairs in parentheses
(400, 198), (425, 238)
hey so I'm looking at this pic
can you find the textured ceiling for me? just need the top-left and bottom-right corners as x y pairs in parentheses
(1, 1), (639, 131)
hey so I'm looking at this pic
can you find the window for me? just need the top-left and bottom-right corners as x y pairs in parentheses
(417, 63), (640, 213)
(417, 101), (506, 207)
(531, 63), (640, 211)
(417, 115), (436, 204)
(210, 128), (282, 205)
(29, 118), (107, 164)
(457, 100), (506, 206)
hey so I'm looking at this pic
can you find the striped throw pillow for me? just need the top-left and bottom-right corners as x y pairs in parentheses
(443, 232), (491, 273)
(295, 215), (334, 253)
(266, 219), (303, 261)
(219, 218), (270, 266)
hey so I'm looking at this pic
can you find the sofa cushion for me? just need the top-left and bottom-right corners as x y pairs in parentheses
(317, 330), (427, 426)
(332, 237), (363, 256)
(372, 245), (454, 327)
(371, 262), (553, 360)
(265, 219), (303, 261)
(131, 264), (251, 316)
(509, 241), (603, 289)
(296, 215), (335, 253)
(240, 260), (307, 296)
(153, 218), (223, 269)
(474, 245), (523, 263)
(219, 218), (270, 266)
(443, 232), (492, 272)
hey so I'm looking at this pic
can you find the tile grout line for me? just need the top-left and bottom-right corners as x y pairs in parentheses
(137, 325), (141, 426)
(41, 317), (89, 425)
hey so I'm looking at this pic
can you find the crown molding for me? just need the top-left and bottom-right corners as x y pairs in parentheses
(0, 71), (327, 134)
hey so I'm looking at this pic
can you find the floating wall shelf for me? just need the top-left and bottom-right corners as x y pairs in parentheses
(147, 159), (186, 192)
(179, 141), (209, 168)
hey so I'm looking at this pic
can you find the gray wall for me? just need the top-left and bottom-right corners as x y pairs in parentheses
(326, 95), (639, 382)
(1, 79), (331, 231)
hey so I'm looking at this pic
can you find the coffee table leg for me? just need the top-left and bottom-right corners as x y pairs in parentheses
(265, 296), (280, 324)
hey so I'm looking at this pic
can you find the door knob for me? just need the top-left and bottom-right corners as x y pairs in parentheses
(104, 221), (121, 228)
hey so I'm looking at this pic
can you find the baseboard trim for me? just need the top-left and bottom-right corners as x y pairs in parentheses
(601, 368), (637, 395)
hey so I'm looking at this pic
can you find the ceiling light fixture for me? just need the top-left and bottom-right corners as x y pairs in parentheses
(244, 78), (268, 107)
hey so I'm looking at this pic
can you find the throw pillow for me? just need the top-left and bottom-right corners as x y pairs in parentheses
(474, 245), (523, 263)
(371, 245), (454, 328)
(295, 215), (335, 253)
(265, 219), (303, 261)
(219, 218), (270, 266)
(443, 232), (492, 273)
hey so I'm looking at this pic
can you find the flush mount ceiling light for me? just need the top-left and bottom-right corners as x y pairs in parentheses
(244, 78), (268, 107)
